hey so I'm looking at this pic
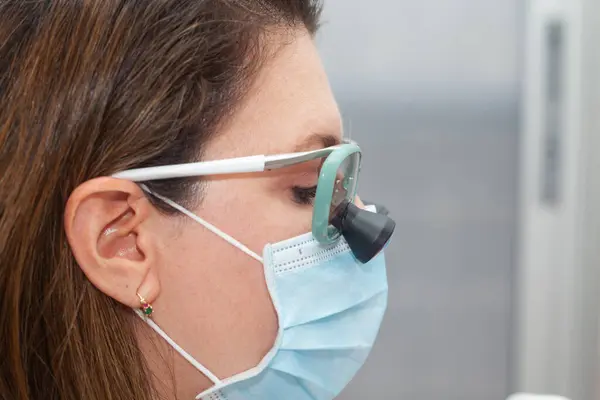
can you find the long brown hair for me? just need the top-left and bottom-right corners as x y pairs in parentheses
(0, 1), (321, 399)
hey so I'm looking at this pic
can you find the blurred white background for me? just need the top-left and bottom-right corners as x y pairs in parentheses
(317, 1), (600, 399)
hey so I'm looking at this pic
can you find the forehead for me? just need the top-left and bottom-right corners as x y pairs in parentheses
(207, 28), (342, 158)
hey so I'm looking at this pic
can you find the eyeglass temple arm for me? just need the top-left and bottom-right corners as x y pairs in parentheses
(264, 147), (335, 170)
(111, 147), (335, 182)
(112, 155), (267, 182)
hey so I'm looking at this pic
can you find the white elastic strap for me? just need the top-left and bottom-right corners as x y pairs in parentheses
(141, 185), (263, 263)
(134, 310), (222, 385)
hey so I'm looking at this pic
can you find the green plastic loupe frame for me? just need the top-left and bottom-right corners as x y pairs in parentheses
(312, 142), (362, 244)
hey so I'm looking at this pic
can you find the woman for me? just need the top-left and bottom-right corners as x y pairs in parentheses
(0, 1), (394, 399)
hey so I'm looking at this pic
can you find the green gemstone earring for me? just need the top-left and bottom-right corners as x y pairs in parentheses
(137, 293), (153, 318)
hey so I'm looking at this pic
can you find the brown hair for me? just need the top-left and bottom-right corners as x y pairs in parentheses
(0, 1), (321, 399)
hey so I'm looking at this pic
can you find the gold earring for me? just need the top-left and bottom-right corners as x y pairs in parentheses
(137, 293), (153, 318)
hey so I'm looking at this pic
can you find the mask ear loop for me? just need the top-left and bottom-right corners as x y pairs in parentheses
(134, 309), (222, 385)
(139, 184), (263, 263)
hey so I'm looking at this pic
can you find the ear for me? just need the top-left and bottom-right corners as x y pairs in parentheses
(64, 177), (160, 309)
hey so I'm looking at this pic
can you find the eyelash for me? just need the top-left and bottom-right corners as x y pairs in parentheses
(292, 185), (317, 205)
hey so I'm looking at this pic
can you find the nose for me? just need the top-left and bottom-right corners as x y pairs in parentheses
(361, 198), (390, 216)
(354, 195), (366, 209)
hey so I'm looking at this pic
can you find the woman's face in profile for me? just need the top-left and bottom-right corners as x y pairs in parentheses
(138, 28), (342, 395)
(4, 0), (387, 398)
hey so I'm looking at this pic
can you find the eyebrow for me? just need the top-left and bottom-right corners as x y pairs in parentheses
(294, 133), (341, 152)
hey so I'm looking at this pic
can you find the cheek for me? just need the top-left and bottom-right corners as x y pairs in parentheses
(151, 178), (313, 380)
(204, 177), (313, 251)
(154, 216), (279, 379)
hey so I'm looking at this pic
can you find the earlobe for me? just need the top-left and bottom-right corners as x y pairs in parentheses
(64, 177), (161, 309)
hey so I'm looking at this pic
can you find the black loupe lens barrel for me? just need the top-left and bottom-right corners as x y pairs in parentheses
(331, 202), (396, 263)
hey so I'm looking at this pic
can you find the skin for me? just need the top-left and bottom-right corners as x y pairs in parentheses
(64, 28), (362, 399)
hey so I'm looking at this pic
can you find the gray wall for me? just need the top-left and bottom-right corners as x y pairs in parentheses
(317, 1), (522, 399)
(569, 0), (600, 398)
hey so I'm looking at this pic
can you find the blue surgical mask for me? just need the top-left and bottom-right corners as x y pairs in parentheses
(137, 188), (389, 400)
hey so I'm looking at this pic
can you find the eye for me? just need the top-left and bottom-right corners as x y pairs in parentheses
(292, 185), (317, 205)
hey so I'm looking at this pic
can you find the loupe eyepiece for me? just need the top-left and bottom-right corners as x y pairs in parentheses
(331, 201), (396, 263)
